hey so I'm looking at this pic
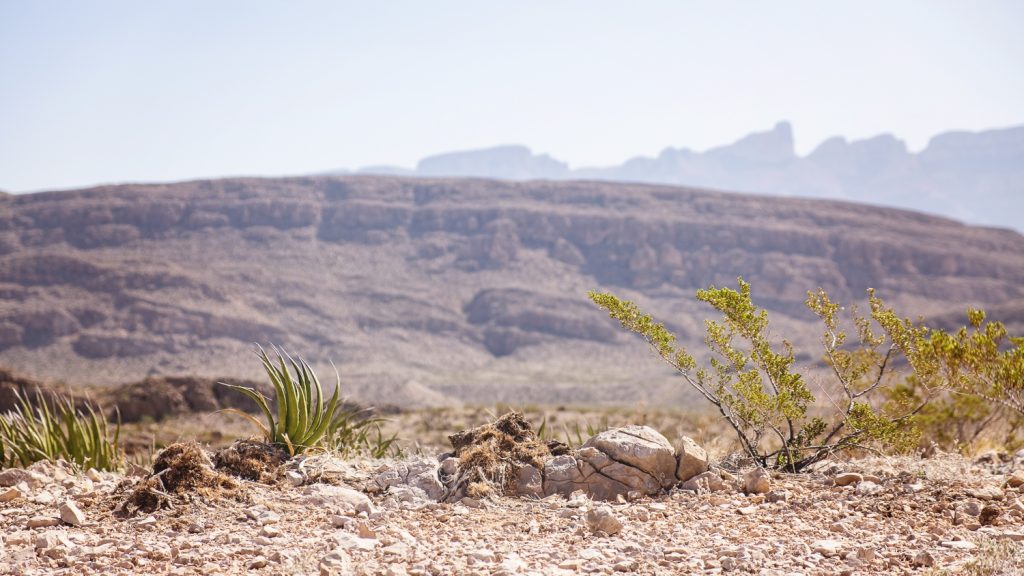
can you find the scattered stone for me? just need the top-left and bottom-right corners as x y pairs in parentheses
(468, 548), (496, 562)
(812, 539), (843, 557)
(913, 550), (934, 567)
(285, 471), (304, 487)
(585, 505), (624, 535)
(1007, 470), (1024, 488)
(743, 469), (771, 494)
(59, 500), (86, 526)
(941, 540), (977, 550)
(260, 524), (281, 538)
(0, 486), (24, 502)
(834, 473), (862, 487)
(766, 489), (789, 503)
(679, 471), (727, 493)
(674, 436), (709, 482)
(613, 559), (639, 572)
(301, 483), (373, 513)
(979, 505), (1001, 526)
(27, 516), (60, 529)
(967, 486), (1003, 501)
(855, 480), (882, 496)
(248, 556), (268, 569)
(0, 468), (47, 488)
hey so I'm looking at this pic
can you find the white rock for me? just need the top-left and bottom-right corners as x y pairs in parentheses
(940, 540), (977, 550)
(320, 547), (352, 574)
(248, 555), (267, 569)
(855, 481), (882, 496)
(260, 524), (281, 538)
(583, 426), (678, 488)
(59, 500), (86, 526)
(468, 548), (496, 562)
(85, 468), (103, 482)
(585, 505), (624, 535)
(302, 484), (374, 513)
(811, 539), (843, 557)
(332, 531), (379, 551)
(285, 471), (304, 487)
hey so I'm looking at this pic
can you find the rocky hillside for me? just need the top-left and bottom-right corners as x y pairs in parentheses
(0, 176), (1022, 406)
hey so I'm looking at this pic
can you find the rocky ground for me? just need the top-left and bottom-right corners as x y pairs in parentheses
(1, 443), (1023, 576)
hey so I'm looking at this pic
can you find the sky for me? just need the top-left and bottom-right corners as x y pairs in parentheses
(1, 1), (1023, 192)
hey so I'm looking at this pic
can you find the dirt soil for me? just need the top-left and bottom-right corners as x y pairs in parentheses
(1, 448), (1022, 575)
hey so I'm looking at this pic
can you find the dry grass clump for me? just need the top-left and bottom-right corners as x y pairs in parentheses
(122, 441), (239, 513)
(448, 412), (552, 497)
(213, 438), (289, 482)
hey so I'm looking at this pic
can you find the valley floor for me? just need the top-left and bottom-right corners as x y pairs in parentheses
(1, 451), (1022, 575)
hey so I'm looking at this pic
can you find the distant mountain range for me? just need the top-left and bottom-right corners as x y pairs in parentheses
(342, 123), (1024, 231)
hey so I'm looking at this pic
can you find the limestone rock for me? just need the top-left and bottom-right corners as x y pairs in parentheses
(679, 471), (728, 493)
(0, 469), (48, 488)
(811, 539), (842, 557)
(59, 501), (86, 526)
(515, 464), (543, 498)
(374, 457), (444, 501)
(674, 436), (709, 482)
(0, 486), (25, 502)
(743, 469), (771, 495)
(27, 516), (60, 529)
(301, 484), (373, 513)
(585, 505), (623, 535)
(583, 426), (677, 489)
(834, 472), (862, 487)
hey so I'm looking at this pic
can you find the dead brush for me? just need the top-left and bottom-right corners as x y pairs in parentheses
(448, 412), (552, 498)
(121, 441), (240, 514)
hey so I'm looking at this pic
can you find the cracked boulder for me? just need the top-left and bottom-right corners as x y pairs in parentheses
(373, 457), (445, 501)
(542, 425), (678, 500)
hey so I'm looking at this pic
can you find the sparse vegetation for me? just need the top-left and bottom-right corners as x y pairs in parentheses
(219, 345), (401, 458)
(327, 407), (402, 458)
(0, 390), (122, 471)
(884, 307), (1024, 452)
(591, 279), (929, 471)
(218, 346), (343, 455)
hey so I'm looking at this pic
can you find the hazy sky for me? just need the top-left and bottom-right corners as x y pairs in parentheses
(2, 1), (1023, 192)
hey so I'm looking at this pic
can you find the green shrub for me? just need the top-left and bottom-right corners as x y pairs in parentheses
(590, 279), (923, 471)
(882, 308), (1024, 451)
(0, 390), (122, 471)
(220, 346), (342, 455)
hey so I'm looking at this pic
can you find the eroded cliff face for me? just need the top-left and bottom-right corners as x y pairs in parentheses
(1, 176), (1021, 406)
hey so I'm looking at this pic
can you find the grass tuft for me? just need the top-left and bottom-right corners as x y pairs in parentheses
(0, 389), (122, 471)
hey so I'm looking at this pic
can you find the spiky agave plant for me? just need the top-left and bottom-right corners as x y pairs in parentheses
(0, 390), (122, 471)
(220, 346), (342, 455)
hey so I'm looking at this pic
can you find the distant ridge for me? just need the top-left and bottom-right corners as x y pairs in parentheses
(348, 123), (1024, 231)
(1, 176), (1022, 407)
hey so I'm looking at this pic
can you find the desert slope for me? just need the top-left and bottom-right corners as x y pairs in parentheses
(0, 176), (1022, 406)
